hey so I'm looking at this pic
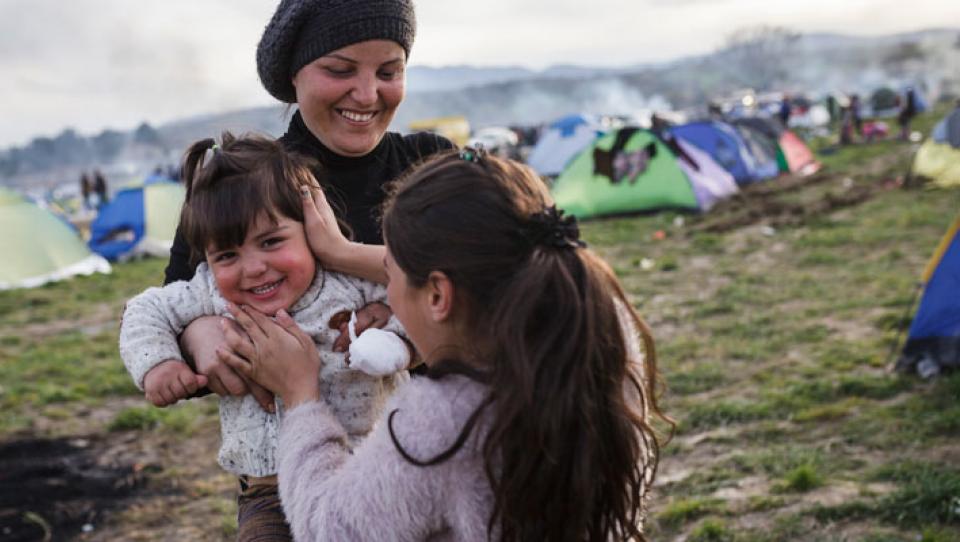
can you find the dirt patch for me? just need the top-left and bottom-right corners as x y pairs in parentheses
(687, 159), (913, 235)
(1, 303), (119, 340)
(0, 436), (147, 542)
(692, 180), (880, 234)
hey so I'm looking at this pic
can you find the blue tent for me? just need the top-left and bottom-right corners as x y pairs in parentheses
(897, 217), (960, 376)
(932, 108), (960, 149)
(88, 181), (185, 261)
(669, 121), (780, 185)
(527, 114), (606, 177)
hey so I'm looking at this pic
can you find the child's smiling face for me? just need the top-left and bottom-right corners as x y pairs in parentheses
(206, 213), (316, 316)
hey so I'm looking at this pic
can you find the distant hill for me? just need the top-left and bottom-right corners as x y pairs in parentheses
(3, 27), (958, 191)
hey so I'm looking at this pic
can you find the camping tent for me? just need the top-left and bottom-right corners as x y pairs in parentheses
(667, 134), (739, 211)
(911, 108), (960, 188)
(897, 217), (960, 376)
(932, 107), (960, 149)
(0, 187), (111, 290)
(733, 117), (820, 175)
(551, 127), (738, 218)
(527, 114), (606, 177)
(669, 121), (779, 184)
(731, 122), (783, 178)
(88, 181), (185, 261)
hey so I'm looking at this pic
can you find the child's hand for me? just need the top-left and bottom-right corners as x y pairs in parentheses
(143, 360), (208, 408)
(345, 312), (411, 376)
(330, 302), (392, 353)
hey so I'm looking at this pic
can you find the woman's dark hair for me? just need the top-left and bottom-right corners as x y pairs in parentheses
(382, 150), (671, 541)
(178, 132), (337, 257)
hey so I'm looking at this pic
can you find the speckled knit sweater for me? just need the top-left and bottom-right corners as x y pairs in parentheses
(119, 262), (407, 477)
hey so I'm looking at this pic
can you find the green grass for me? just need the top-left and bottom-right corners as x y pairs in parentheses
(3, 107), (960, 539)
(108, 402), (211, 433)
(810, 460), (960, 528)
(687, 518), (734, 542)
(776, 464), (823, 493)
(657, 498), (725, 527)
(586, 107), (960, 538)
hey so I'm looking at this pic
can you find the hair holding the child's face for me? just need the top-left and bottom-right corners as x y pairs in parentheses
(178, 132), (319, 257)
(382, 150), (672, 542)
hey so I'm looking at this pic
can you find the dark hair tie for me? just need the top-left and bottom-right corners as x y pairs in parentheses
(526, 205), (586, 250)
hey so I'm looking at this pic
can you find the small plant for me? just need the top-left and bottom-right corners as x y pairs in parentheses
(109, 406), (163, 431)
(657, 498), (722, 527)
(688, 518), (734, 542)
(872, 462), (960, 527)
(779, 464), (823, 492)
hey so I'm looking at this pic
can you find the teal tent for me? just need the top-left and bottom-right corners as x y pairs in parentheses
(0, 188), (111, 290)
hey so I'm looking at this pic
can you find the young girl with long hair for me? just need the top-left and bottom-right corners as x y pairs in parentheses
(221, 149), (671, 541)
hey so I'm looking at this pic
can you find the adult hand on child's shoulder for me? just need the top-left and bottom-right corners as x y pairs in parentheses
(143, 359), (208, 408)
(330, 302), (393, 353)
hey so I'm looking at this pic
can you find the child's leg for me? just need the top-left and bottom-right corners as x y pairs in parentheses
(236, 475), (292, 542)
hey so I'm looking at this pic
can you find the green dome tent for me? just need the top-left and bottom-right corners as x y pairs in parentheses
(0, 187), (111, 290)
(551, 127), (735, 218)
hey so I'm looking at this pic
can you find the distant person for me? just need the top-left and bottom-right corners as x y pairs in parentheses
(218, 149), (669, 540)
(119, 133), (413, 541)
(650, 113), (671, 133)
(708, 101), (724, 120)
(897, 88), (918, 141)
(165, 0), (455, 414)
(825, 95), (839, 126)
(79, 172), (92, 211)
(93, 170), (108, 207)
(839, 105), (855, 145)
(778, 95), (792, 127)
(849, 94), (863, 137)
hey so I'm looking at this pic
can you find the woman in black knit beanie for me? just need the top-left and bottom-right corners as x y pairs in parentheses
(161, 2), (453, 539)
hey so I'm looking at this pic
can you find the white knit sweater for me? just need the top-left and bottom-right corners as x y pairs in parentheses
(119, 263), (407, 477)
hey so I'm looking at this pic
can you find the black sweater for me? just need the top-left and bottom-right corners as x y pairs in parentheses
(164, 111), (454, 284)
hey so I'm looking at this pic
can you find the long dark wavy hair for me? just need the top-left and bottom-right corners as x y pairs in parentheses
(381, 150), (671, 541)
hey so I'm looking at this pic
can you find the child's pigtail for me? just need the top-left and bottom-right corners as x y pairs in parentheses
(181, 138), (217, 201)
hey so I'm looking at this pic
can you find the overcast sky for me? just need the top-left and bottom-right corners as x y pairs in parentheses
(1, 0), (958, 148)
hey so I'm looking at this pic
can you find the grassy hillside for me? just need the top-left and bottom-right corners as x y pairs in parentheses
(1, 107), (958, 540)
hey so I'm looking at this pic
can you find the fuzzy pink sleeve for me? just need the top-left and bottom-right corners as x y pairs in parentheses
(276, 388), (456, 541)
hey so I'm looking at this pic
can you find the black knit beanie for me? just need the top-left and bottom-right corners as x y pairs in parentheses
(257, 0), (416, 103)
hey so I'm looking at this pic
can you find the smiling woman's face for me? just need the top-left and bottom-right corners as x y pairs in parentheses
(292, 39), (406, 157)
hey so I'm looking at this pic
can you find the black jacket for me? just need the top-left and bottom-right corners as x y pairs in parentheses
(163, 111), (454, 284)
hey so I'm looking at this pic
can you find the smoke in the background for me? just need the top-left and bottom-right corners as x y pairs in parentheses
(395, 78), (671, 130)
